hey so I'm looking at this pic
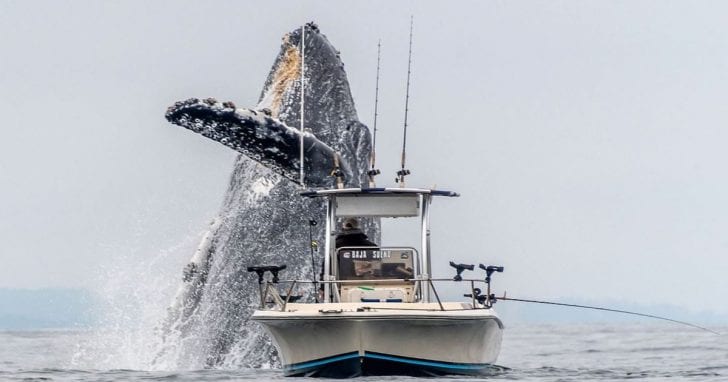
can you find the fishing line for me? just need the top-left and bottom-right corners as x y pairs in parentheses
(497, 296), (720, 335)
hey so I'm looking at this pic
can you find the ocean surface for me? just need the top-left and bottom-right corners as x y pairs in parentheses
(1, 323), (726, 381)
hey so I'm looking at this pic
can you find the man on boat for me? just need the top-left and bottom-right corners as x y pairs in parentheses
(335, 218), (379, 279)
(319, 218), (378, 293)
(336, 218), (377, 248)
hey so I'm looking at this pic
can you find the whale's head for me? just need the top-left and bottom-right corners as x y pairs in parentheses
(166, 23), (372, 188)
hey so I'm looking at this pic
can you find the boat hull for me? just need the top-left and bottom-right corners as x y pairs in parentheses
(284, 350), (500, 377)
(253, 303), (503, 377)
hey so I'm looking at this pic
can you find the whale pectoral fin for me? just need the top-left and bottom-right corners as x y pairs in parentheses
(166, 98), (346, 187)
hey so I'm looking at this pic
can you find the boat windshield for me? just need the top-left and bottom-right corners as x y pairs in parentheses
(337, 248), (416, 280)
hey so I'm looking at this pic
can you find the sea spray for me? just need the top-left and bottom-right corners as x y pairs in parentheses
(69, 232), (199, 370)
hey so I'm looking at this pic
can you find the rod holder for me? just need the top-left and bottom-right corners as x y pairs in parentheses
(247, 264), (287, 284)
(449, 261), (474, 281)
(463, 287), (487, 305)
(479, 264), (504, 284)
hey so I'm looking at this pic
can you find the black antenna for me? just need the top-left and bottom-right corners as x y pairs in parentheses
(396, 16), (413, 187)
(367, 39), (382, 187)
(308, 219), (318, 302)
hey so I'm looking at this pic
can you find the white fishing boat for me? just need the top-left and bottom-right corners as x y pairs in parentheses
(249, 187), (505, 377)
(166, 20), (717, 374)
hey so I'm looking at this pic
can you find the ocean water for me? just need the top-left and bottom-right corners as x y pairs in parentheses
(1, 323), (726, 381)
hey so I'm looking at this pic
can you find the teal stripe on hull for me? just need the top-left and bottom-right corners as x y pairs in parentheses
(364, 351), (489, 370)
(284, 351), (359, 372)
(284, 351), (492, 377)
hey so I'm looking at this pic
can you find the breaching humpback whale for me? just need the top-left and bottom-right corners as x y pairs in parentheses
(158, 23), (379, 368)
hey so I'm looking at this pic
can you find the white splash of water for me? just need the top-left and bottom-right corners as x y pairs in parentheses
(69, 233), (201, 370)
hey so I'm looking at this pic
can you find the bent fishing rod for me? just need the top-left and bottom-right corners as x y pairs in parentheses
(449, 262), (720, 335)
(495, 295), (720, 335)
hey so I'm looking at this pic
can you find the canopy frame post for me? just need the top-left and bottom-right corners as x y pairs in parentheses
(323, 197), (334, 302)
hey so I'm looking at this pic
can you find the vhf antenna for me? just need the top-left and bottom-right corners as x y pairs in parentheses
(367, 40), (382, 188)
(396, 16), (414, 187)
(299, 24), (306, 188)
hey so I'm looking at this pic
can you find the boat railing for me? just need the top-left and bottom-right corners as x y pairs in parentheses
(251, 277), (498, 312)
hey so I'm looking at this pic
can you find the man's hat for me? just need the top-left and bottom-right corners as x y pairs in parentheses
(342, 218), (359, 230)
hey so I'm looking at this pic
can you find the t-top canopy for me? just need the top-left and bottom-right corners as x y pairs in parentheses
(300, 187), (460, 198)
(301, 188), (460, 217)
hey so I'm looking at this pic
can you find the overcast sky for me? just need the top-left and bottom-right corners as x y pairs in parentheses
(1, 1), (727, 316)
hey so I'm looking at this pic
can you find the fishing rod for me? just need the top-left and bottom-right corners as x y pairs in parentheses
(367, 39), (382, 187)
(396, 16), (413, 187)
(450, 262), (720, 335)
(495, 295), (721, 335)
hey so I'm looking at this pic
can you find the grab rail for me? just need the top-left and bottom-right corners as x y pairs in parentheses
(252, 277), (492, 312)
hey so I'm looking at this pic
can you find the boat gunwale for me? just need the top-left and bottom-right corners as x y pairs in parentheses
(251, 309), (504, 328)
